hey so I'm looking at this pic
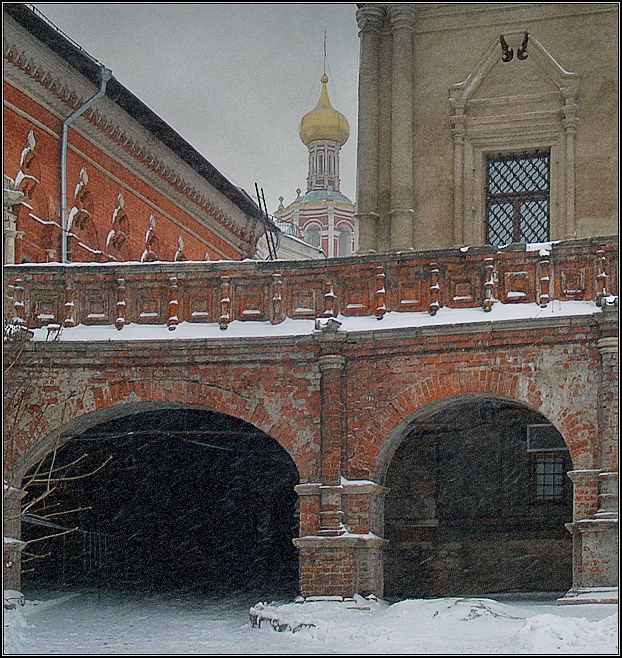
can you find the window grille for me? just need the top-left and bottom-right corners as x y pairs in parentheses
(486, 150), (550, 246)
(533, 454), (566, 502)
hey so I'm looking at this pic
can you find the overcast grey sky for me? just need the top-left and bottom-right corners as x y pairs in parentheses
(31, 3), (361, 214)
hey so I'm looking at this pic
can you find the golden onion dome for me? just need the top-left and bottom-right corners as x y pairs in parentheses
(299, 74), (350, 147)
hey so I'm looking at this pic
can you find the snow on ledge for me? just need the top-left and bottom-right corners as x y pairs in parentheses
(29, 300), (601, 342)
(4, 536), (23, 544)
(340, 476), (379, 487)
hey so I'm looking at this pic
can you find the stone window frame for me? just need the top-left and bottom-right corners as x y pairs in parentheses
(450, 32), (579, 248)
(304, 223), (322, 247)
(337, 224), (353, 257)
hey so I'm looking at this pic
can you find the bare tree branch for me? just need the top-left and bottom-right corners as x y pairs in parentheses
(24, 527), (79, 545)
(3, 318), (111, 582)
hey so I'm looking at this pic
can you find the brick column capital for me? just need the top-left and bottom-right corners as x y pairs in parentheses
(318, 354), (346, 372)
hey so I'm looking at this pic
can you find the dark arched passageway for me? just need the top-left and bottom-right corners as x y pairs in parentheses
(21, 407), (300, 598)
(384, 396), (573, 600)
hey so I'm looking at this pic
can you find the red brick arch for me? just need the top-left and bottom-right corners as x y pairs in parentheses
(19, 375), (316, 484)
(354, 368), (596, 483)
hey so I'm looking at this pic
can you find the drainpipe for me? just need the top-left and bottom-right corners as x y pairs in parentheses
(60, 66), (112, 263)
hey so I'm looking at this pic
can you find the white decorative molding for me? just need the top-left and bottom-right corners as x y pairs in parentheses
(3, 20), (262, 256)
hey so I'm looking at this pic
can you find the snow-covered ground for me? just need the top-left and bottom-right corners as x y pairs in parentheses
(3, 588), (618, 655)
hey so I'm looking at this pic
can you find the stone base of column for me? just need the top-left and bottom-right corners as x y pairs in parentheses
(595, 471), (618, 519)
(294, 533), (387, 598)
(354, 212), (380, 254)
(557, 586), (618, 605)
(564, 517), (618, 599)
(389, 207), (414, 251)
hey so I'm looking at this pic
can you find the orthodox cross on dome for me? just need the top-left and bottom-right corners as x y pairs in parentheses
(323, 29), (327, 76)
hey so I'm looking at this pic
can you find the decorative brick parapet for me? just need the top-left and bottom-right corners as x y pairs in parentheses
(3, 237), (617, 330)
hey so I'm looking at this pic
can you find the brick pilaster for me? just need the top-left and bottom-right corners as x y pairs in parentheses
(317, 353), (346, 535)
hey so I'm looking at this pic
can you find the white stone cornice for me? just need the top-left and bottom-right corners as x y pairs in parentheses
(385, 4), (418, 30)
(597, 337), (618, 354)
(318, 354), (346, 371)
(293, 533), (387, 549)
(356, 4), (386, 31)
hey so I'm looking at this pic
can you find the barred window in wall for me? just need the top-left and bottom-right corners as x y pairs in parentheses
(533, 454), (566, 502)
(485, 150), (550, 246)
(527, 423), (569, 503)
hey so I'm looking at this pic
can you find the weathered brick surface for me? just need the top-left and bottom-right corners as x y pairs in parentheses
(3, 242), (618, 597)
(573, 521), (619, 588)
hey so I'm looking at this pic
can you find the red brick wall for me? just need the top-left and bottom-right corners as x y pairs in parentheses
(347, 326), (602, 479)
(4, 314), (607, 489)
(4, 82), (248, 262)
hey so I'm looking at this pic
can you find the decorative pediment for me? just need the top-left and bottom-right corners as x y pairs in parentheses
(448, 33), (580, 246)
(450, 31), (578, 110)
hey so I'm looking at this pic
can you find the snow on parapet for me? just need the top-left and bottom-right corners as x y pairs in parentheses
(29, 300), (602, 342)
(525, 241), (561, 252)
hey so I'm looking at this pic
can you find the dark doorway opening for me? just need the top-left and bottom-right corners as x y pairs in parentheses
(21, 407), (300, 599)
(384, 397), (573, 599)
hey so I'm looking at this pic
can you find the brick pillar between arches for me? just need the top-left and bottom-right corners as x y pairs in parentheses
(317, 353), (346, 535)
(559, 305), (619, 603)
